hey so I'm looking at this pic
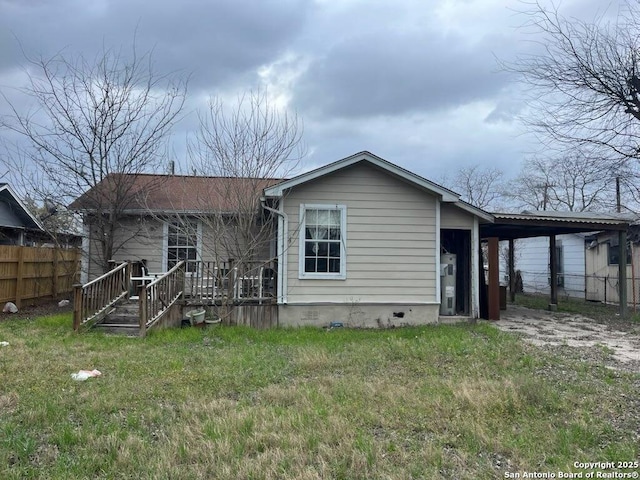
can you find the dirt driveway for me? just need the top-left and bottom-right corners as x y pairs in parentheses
(493, 305), (640, 373)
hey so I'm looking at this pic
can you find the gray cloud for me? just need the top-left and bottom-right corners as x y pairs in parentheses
(291, 29), (514, 119)
(0, 0), (312, 90)
(0, 0), (622, 186)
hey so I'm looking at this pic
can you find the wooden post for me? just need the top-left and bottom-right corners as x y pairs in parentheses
(52, 248), (59, 300)
(15, 246), (25, 309)
(487, 237), (500, 320)
(124, 262), (132, 300)
(73, 283), (83, 331)
(549, 235), (558, 310)
(508, 239), (516, 303)
(619, 229), (628, 317)
(228, 259), (236, 300)
(139, 284), (147, 337)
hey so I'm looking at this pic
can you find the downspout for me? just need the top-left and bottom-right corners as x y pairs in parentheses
(261, 197), (288, 304)
(472, 216), (480, 318)
(435, 198), (441, 308)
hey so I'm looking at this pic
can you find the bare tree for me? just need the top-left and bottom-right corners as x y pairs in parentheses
(187, 91), (304, 263)
(440, 164), (506, 210)
(0, 46), (187, 273)
(22, 195), (79, 245)
(505, 1), (640, 165)
(505, 152), (621, 212)
(162, 91), (304, 316)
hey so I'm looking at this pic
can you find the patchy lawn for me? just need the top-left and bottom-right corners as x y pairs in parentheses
(0, 313), (638, 479)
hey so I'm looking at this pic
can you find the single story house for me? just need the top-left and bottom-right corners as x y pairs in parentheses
(72, 151), (494, 327)
(262, 152), (494, 326)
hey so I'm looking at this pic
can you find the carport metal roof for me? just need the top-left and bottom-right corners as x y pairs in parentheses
(480, 210), (634, 320)
(481, 211), (633, 240)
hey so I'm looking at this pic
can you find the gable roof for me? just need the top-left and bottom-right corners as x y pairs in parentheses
(0, 184), (45, 231)
(263, 151), (494, 222)
(70, 174), (283, 213)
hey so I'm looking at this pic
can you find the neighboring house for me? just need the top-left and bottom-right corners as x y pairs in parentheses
(72, 151), (493, 327)
(500, 233), (587, 299)
(0, 184), (46, 246)
(584, 225), (640, 305)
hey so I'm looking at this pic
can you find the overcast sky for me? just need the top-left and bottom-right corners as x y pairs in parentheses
(0, 0), (619, 186)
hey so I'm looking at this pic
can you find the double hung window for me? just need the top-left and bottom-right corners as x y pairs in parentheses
(299, 205), (346, 279)
(167, 220), (199, 273)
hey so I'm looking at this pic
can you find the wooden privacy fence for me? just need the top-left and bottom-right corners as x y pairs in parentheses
(0, 245), (80, 308)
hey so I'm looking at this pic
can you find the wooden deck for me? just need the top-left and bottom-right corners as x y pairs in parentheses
(180, 260), (278, 328)
(75, 260), (279, 333)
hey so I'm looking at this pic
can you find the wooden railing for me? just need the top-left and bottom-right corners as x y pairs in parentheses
(183, 260), (276, 302)
(139, 261), (185, 336)
(73, 262), (130, 331)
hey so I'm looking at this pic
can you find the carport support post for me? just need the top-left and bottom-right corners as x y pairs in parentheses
(488, 237), (500, 320)
(619, 229), (628, 317)
(508, 239), (516, 302)
(549, 235), (558, 310)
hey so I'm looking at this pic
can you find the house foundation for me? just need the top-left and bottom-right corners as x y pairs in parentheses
(277, 303), (449, 328)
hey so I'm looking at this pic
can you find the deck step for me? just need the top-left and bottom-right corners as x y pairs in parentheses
(102, 315), (139, 325)
(94, 323), (141, 336)
(95, 299), (141, 334)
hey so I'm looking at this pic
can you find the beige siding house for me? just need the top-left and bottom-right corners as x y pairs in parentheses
(73, 151), (493, 327)
(73, 175), (279, 282)
(264, 151), (492, 326)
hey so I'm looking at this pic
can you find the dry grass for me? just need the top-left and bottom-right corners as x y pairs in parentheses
(0, 314), (638, 479)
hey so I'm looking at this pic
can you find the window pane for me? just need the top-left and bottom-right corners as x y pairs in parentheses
(317, 258), (328, 272)
(317, 242), (328, 256)
(317, 210), (329, 225)
(329, 258), (340, 272)
(305, 258), (316, 272)
(305, 241), (316, 256)
(329, 227), (340, 240)
(305, 227), (316, 240)
(317, 227), (328, 240)
(306, 209), (317, 225)
(330, 210), (341, 225)
(329, 243), (340, 257)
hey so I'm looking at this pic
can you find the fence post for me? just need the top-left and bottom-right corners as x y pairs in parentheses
(73, 283), (83, 331)
(52, 248), (59, 300)
(15, 246), (25, 309)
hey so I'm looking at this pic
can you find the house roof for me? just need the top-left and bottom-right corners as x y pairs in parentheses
(0, 184), (45, 231)
(482, 211), (633, 240)
(70, 174), (283, 213)
(263, 151), (494, 222)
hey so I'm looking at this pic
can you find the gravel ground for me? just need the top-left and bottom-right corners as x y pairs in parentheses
(494, 305), (640, 374)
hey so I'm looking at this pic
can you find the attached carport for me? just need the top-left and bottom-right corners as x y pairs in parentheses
(480, 211), (633, 320)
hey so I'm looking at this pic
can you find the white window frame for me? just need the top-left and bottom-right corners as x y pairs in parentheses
(162, 219), (202, 273)
(298, 203), (347, 280)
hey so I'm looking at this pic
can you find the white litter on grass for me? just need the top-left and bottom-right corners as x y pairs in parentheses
(0, 341), (9, 347)
(71, 369), (102, 381)
(58, 299), (70, 307)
